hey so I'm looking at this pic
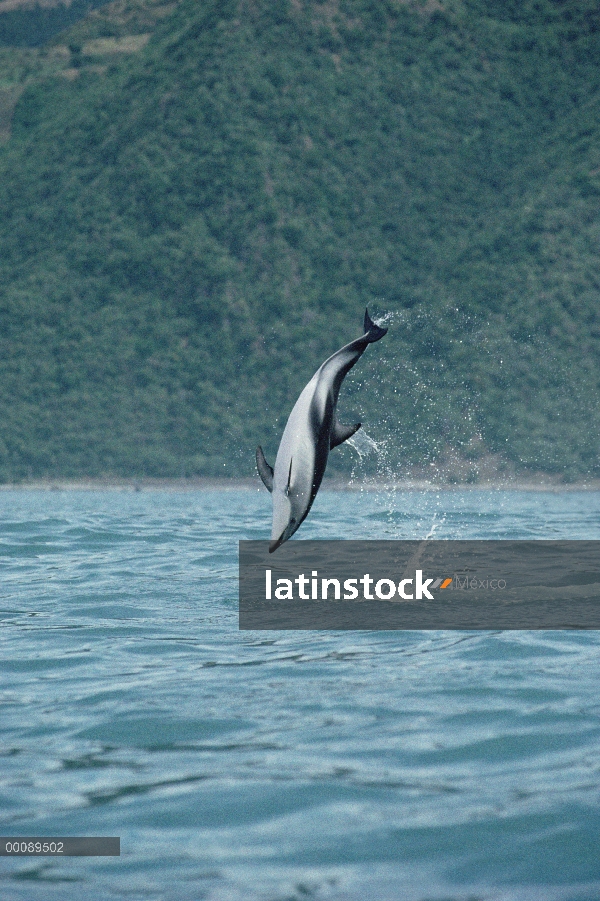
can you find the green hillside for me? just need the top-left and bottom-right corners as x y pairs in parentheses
(0, 0), (599, 481)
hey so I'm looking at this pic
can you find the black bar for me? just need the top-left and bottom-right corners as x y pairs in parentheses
(239, 540), (600, 630)
(0, 837), (120, 856)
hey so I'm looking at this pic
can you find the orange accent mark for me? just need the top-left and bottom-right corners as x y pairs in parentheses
(440, 578), (453, 589)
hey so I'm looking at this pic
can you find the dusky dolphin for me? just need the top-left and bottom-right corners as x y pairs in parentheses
(256, 309), (387, 552)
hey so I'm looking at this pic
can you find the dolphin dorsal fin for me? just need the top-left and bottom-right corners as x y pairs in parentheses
(330, 418), (361, 450)
(256, 446), (273, 493)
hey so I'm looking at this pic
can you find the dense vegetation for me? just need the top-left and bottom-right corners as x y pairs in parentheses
(0, 0), (599, 481)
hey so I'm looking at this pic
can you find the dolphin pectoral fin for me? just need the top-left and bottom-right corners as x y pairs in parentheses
(330, 419), (361, 450)
(256, 446), (274, 492)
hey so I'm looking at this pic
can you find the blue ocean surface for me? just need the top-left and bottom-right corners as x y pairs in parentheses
(1, 486), (600, 901)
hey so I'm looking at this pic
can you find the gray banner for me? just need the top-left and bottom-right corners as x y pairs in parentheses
(239, 540), (600, 629)
(0, 837), (120, 856)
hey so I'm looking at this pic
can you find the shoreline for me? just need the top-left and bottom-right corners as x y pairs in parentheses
(1, 476), (600, 492)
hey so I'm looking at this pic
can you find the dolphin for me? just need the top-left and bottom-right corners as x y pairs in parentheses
(256, 309), (387, 552)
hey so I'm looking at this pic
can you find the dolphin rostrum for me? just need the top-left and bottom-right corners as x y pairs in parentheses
(256, 309), (387, 552)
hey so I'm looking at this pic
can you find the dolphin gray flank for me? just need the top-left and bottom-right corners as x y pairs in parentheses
(256, 308), (387, 552)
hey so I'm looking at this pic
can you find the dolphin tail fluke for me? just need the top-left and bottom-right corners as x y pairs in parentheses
(364, 308), (388, 343)
(256, 446), (274, 493)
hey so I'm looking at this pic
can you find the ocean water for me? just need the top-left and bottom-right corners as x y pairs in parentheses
(1, 486), (600, 901)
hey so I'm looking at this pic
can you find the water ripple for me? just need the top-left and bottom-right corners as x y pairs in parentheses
(0, 489), (599, 900)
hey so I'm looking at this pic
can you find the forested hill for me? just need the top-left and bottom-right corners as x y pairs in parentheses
(0, 0), (599, 481)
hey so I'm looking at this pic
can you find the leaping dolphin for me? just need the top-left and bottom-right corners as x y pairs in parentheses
(256, 309), (387, 552)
